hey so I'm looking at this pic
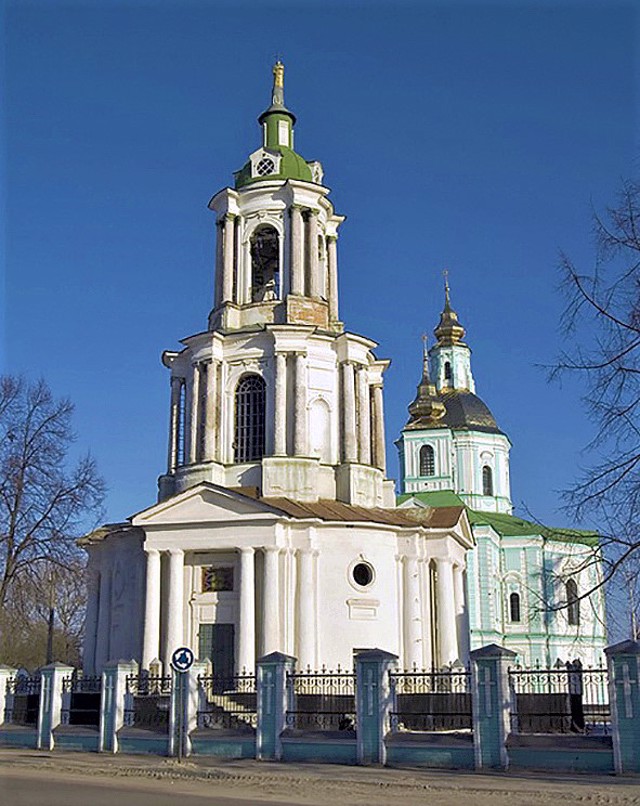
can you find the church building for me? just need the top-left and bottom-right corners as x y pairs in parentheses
(395, 290), (607, 667)
(81, 63), (475, 677)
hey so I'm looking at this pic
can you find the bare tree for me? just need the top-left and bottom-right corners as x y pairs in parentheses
(554, 178), (640, 627)
(0, 376), (104, 617)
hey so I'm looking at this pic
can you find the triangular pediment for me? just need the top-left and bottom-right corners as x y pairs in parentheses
(131, 483), (286, 527)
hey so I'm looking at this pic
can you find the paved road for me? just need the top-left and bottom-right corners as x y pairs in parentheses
(2, 749), (640, 806)
(3, 769), (295, 806)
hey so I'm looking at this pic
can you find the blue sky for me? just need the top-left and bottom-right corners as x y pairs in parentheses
(2, 1), (637, 529)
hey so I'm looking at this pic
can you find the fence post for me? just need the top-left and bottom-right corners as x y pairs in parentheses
(256, 651), (296, 761)
(355, 648), (399, 765)
(37, 662), (74, 750)
(470, 644), (516, 770)
(0, 666), (16, 727)
(184, 660), (208, 757)
(99, 659), (138, 753)
(605, 640), (640, 774)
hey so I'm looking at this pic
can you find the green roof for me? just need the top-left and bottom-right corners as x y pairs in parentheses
(397, 490), (599, 546)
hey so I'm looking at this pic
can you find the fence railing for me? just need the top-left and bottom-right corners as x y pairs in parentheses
(197, 671), (257, 731)
(508, 661), (610, 735)
(61, 673), (102, 727)
(389, 667), (473, 732)
(286, 665), (356, 732)
(5, 675), (41, 726)
(124, 674), (172, 732)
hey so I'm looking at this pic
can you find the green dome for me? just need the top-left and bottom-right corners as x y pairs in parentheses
(235, 147), (313, 189)
(235, 62), (314, 190)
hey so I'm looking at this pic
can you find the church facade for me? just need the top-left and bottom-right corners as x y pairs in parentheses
(81, 64), (475, 677)
(395, 294), (607, 666)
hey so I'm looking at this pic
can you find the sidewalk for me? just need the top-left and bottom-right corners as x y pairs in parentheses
(0, 749), (639, 806)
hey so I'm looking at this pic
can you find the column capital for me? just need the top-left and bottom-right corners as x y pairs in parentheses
(240, 546), (256, 557)
(326, 234), (338, 243)
(289, 203), (304, 215)
(223, 212), (237, 223)
(168, 548), (184, 559)
(144, 547), (161, 557)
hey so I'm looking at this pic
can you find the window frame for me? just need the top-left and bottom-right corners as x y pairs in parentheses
(419, 444), (436, 477)
(234, 374), (266, 463)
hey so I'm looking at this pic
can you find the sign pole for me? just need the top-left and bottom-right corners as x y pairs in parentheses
(170, 646), (194, 763)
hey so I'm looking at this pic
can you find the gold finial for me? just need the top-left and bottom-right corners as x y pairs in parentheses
(273, 60), (284, 89)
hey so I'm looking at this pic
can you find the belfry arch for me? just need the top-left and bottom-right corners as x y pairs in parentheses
(250, 225), (280, 302)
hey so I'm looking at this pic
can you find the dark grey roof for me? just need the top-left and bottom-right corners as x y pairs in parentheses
(407, 390), (504, 435)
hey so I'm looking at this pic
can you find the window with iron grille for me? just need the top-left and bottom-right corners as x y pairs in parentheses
(234, 374), (266, 463)
(419, 444), (435, 476)
(567, 579), (580, 625)
(202, 566), (234, 592)
(509, 591), (521, 623)
(482, 465), (493, 496)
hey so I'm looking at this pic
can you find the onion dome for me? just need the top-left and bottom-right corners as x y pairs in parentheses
(235, 61), (313, 189)
(434, 276), (466, 346)
(406, 337), (446, 428)
(438, 390), (503, 434)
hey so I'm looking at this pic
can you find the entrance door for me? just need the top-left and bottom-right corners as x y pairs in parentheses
(199, 623), (235, 689)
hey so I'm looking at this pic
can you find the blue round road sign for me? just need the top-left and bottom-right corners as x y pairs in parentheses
(171, 646), (194, 673)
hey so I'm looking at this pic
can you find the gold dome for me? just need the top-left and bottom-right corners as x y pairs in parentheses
(434, 276), (465, 346)
(406, 338), (446, 427)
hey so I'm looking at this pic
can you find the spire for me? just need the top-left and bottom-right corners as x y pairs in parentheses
(258, 59), (296, 126)
(434, 271), (466, 346)
(407, 334), (446, 427)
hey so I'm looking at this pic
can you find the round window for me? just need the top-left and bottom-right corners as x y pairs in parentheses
(352, 562), (374, 587)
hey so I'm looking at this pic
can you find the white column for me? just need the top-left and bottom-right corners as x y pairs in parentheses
(238, 548), (256, 673)
(164, 549), (184, 670)
(327, 235), (338, 321)
(142, 549), (161, 670)
(222, 213), (235, 303)
(203, 360), (217, 462)
(262, 548), (280, 655)
(167, 376), (182, 472)
(420, 559), (433, 669)
(296, 549), (316, 669)
(274, 353), (287, 456)
(371, 383), (386, 473)
(403, 555), (422, 669)
(188, 363), (201, 464)
(357, 366), (371, 465)
(293, 352), (307, 457)
(95, 561), (112, 672)
(342, 362), (357, 462)
(454, 565), (470, 664)
(83, 566), (100, 674)
(290, 205), (304, 295)
(214, 218), (224, 307)
(306, 210), (320, 298)
(436, 558), (458, 666)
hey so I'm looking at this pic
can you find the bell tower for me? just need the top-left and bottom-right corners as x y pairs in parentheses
(158, 63), (395, 508)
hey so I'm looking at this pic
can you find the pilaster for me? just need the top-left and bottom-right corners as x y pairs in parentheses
(470, 644), (516, 769)
(605, 640), (640, 773)
(355, 649), (398, 765)
(37, 662), (74, 751)
(256, 651), (296, 761)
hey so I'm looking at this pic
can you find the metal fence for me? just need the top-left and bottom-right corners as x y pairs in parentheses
(508, 661), (610, 734)
(286, 665), (356, 732)
(197, 671), (257, 732)
(389, 667), (473, 732)
(5, 675), (41, 726)
(61, 672), (102, 727)
(124, 674), (172, 732)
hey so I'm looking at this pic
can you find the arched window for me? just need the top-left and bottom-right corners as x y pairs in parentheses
(444, 361), (452, 381)
(419, 444), (435, 476)
(509, 592), (521, 623)
(234, 375), (266, 463)
(567, 579), (580, 626)
(250, 225), (279, 302)
(482, 465), (493, 496)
